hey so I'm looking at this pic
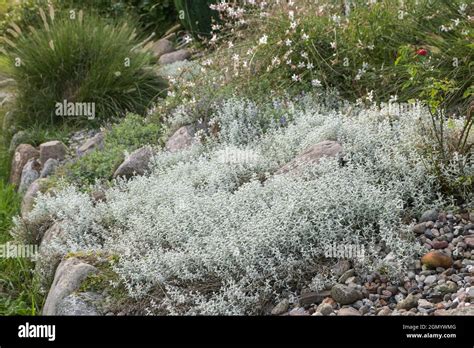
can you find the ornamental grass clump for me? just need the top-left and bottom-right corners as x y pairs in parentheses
(1, 7), (166, 128)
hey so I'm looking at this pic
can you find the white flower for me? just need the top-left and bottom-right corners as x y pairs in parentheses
(259, 35), (268, 45)
(302, 33), (309, 40)
(330, 42), (337, 49)
(184, 35), (193, 44)
(285, 38), (292, 46)
(291, 74), (300, 82)
(311, 79), (322, 87)
(307, 62), (314, 70)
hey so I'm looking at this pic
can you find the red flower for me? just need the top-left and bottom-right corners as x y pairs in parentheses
(416, 48), (428, 56)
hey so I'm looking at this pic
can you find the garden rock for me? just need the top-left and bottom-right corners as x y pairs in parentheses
(18, 159), (41, 194)
(10, 144), (39, 187)
(276, 140), (342, 175)
(113, 146), (154, 179)
(40, 158), (59, 178)
(396, 293), (421, 310)
(420, 209), (439, 223)
(56, 292), (104, 316)
(421, 251), (453, 269)
(151, 38), (175, 58)
(21, 178), (49, 217)
(77, 132), (104, 157)
(35, 223), (66, 289)
(299, 290), (331, 306)
(42, 257), (97, 315)
(159, 49), (191, 65)
(271, 299), (289, 315)
(331, 284), (363, 305)
(165, 125), (195, 153)
(337, 307), (361, 316)
(39, 140), (67, 165)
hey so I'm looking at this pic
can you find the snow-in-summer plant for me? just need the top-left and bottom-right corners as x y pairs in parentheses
(16, 94), (472, 315)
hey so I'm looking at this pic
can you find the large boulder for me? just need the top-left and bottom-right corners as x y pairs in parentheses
(42, 257), (97, 315)
(76, 132), (104, 157)
(150, 38), (175, 59)
(21, 178), (50, 217)
(165, 125), (195, 153)
(39, 140), (67, 165)
(113, 146), (154, 179)
(9, 144), (39, 187)
(55, 292), (104, 316)
(276, 140), (342, 175)
(18, 158), (41, 194)
(159, 49), (191, 65)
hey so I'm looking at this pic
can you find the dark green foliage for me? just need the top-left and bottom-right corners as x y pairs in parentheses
(174, 0), (219, 38)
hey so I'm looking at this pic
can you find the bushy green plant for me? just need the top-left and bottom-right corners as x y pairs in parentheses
(208, 0), (472, 110)
(1, 8), (167, 128)
(55, 113), (161, 188)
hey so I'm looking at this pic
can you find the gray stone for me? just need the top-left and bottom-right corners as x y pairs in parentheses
(10, 144), (39, 187)
(18, 159), (41, 194)
(55, 292), (103, 316)
(418, 299), (434, 309)
(420, 209), (439, 223)
(331, 259), (351, 277)
(159, 49), (191, 65)
(276, 140), (342, 175)
(435, 281), (458, 294)
(424, 275), (437, 286)
(299, 290), (331, 306)
(337, 307), (361, 316)
(316, 303), (334, 316)
(39, 140), (67, 165)
(20, 178), (49, 218)
(396, 293), (421, 310)
(42, 257), (97, 315)
(150, 38), (175, 58)
(339, 269), (355, 284)
(412, 223), (426, 234)
(113, 146), (155, 179)
(35, 223), (66, 289)
(77, 132), (104, 157)
(331, 284), (363, 305)
(40, 158), (59, 178)
(271, 299), (289, 315)
(165, 125), (195, 153)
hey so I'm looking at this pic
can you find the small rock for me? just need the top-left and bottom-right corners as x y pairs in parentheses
(40, 158), (59, 178)
(377, 306), (392, 316)
(331, 284), (363, 305)
(289, 307), (310, 316)
(159, 49), (191, 65)
(316, 303), (334, 316)
(434, 281), (458, 295)
(412, 223), (426, 234)
(421, 251), (453, 269)
(331, 260), (351, 277)
(276, 140), (342, 175)
(337, 307), (361, 316)
(396, 293), (421, 310)
(271, 299), (289, 315)
(299, 290), (330, 306)
(464, 237), (474, 249)
(418, 299), (434, 309)
(39, 140), (67, 165)
(165, 125), (195, 153)
(77, 132), (104, 157)
(150, 38), (175, 58)
(339, 269), (355, 284)
(420, 209), (438, 223)
(18, 159), (41, 194)
(432, 240), (449, 250)
(113, 146), (155, 179)
(20, 178), (49, 218)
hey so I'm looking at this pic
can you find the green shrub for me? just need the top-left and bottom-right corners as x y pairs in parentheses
(2, 8), (167, 128)
(208, 0), (472, 110)
(55, 113), (162, 188)
(174, 0), (218, 38)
